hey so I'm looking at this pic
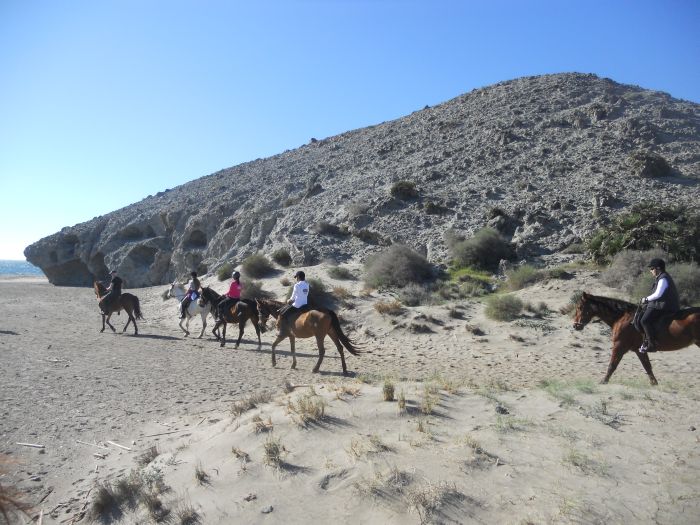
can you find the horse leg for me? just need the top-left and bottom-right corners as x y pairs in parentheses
(122, 307), (133, 333)
(601, 343), (627, 384)
(312, 334), (326, 373)
(634, 351), (658, 386)
(253, 318), (262, 350)
(289, 335), (297, 370)
(270, 334), (286, 367)
(235, 319), (245, 349)
(198, 313), (206, 339)
(220, 322), (227, 348)
(100, 313), (106, 333)
(179, 318), (188, 337)
(105, 313), (116, 333)
(329, 331), (348, 376)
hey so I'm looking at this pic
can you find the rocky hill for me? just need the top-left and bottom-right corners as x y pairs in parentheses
(25, 73), (700, 286)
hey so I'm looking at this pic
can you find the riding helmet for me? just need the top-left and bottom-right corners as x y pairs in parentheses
(647, 258), (666, 270)
(232, 271), (240, 279)
(109, 269), (117, 274)
(294, 270), (306, 280)
(190, 271), (197, 277)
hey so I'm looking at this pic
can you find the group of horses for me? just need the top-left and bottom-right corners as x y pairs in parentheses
(93, 280), (700, 383)
(94, 281), (362, 376)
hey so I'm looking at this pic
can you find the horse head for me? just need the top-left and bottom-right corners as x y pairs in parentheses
(573, 292), (593, 331)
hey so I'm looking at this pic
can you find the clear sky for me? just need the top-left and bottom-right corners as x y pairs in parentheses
(1, 0), (698, 260)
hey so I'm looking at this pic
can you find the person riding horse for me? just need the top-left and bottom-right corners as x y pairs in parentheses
(99, 270), (122, 315)
(278, 271), (309, 332)
(180, 271), (201, 319)
(639, 258), (680, 353)
(217, 270), (242, 320)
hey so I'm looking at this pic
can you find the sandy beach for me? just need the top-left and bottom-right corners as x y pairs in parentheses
(1, 267), (699, 524)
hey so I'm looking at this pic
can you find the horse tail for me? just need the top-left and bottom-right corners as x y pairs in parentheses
(131, 295), (144, 320)
(328, 310), (362, 356)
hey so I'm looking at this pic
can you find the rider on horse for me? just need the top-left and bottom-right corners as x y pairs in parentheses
(278, 271), (309, 331)
(640, 258), (680, 353)
(217, 270), (242, 320)
(180, 271), (201, 319)
(99, 270), (122, 314)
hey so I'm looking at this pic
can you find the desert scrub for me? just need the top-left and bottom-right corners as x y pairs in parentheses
(398, 283), (436, 306)
(217, 262), (234, 281)
(286, 390), (327, 426)
(312, 220), (349, 236)
(506, 264), (544, 290)
(448, 227), (515, 272)
(263, 435), (286, 467)
(484, 294), (523, 321)
(364, 244), (434, 288)
(240, 279), (273, 300)
(374, 300), (404, 316)
(383, 378), (395, 401)
(327, 265), (355, 280)
(390, 180), (418, 200)
(271, 248), (292, 267)
(241, 252), (275, 278)
(230, 391), (272, 417)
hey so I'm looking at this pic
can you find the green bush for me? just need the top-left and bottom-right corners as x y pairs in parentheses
(240, 280), (274, 300)
(450, 227), (515, 271)
(217, 262), (234, 282)
(327, 266), (355, 280)
(272, 248), (292, 267)
(587, 203), (700, 264)
(241, 253), (275, 278)
(506, 265), (544, 290)
(364, 244), (434, 288)
(312, 221), (349, 236)
(485, 295), (523, 321)
(390, 180), (418, 200)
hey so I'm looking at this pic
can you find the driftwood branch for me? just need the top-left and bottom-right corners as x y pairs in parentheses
(106, 440), (131, 451)
(16, 442), (45, 449)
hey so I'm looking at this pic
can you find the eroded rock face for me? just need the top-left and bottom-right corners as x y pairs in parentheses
(25, 73), (700, 286)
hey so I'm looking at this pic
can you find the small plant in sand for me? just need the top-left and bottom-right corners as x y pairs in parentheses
(263, 435), (286, 468)
(136, 445), (159, 467)
(271, 248), (292, 267)
(251, 415), (274, 433)
(374, 299), (404, 316)
(286, 390), (327, 426)
(139, 465), (167, 495)
(231, 392), (273, 417)
(332, 285), (353, 300)
(353, 465), (412, 499)
(484, 294), (523, 321)
(406, 480), (465, 524)
(348, 435), (392, 459)
(560, 289), (584, 315)
(328, 265), (355, 280)
(113, 472), (144, 509)
(141, 491), (169, 522)
(89, 482), (121, 522)
(383, 378), (395, 401)
(506, 264), (544, 290)
(494, 415), (530, 434)
(420, 384), (439, 415)
(280, 276), (291, 286)
(194, 462), (210, 485)
(174, 501), (201, 525)
(332, 384), (361, 399)
(563, 449), (609, 476)
(397, 389), (407, 415)
(231, 447), (249, 462)
(537, 379), (577, 406)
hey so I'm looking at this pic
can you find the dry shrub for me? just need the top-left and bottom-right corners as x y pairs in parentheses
(90, 483), (122, 522)
(175, 501), (201, 525)
(398, 283), (435, 306)
(263, 436), (285, 467)
(217, 262), (233, 282)
(287, 391), (327, 426)
(390, 180), (418, 200)
(312, 221), (349, 236)
(374, 300), (404, 316)
(449, 227), (515, 271)
(485, 294), (523, 321)
(364, 244), (434, 288)
(251, 415), (274, 434)
(407, 481), (464, 523)
(506, 265), (544, 290)
(194, 463), (209, 485)
(231, 392), (272, 417)
(328, 265), (355, 280)
(240, 280), (274, 300)
(383, 379), (395, 401)
(271, 248), (292, 267)
(332, 286), (352, 300)
(136, 445), (159, 467)
(241, 253), (274, 278)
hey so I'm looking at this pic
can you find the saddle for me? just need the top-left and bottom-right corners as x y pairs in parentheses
(632, 306), (700, 335)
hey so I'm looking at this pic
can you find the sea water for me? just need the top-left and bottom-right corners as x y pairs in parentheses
(0, 260), (45, 277)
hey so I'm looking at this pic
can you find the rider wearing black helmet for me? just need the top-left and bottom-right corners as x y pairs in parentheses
(278, 270), (309, 327)
(180, 271), (201, 319)
(218, 270), (242, 320)
(639, 258), (680, 353)
(100, 269), (122, 314)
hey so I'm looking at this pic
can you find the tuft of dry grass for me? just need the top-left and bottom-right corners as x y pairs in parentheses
(286, 391), (327, 426)
(175, 501), (201, 525)
(136, 445), (159, 467)
(332, 286), (353, 300)
(141, 491), (169, 522)
(89, 483), (122, 522)
(374, 299), (405, 316)
(332, 384), (361, 399)
(231, 447), (249, 462)
(406, 480), (465, 524)
(383, 378), (395, 401)
(263, 435), (286, 468)
(194, 462), (210, 485)
(563, 449), (609, 476)
(397, 390), (407, 415)
(231, 391), (273, 417)
(251, 415), (274, 434)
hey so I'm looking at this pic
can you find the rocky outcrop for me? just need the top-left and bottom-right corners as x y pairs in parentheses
(25, 73), (700, 286)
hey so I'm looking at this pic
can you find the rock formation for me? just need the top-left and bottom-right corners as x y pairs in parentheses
(25, 73), (700, 286)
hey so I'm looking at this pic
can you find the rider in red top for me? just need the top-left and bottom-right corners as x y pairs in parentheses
(218, 270), (242, 320)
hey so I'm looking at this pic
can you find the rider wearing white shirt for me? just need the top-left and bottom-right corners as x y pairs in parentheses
(279, 271), (310, 327)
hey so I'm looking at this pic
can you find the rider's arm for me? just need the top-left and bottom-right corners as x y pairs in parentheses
(645, 277), (668, 302)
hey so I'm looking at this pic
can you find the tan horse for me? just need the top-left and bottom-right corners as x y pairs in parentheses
(93, 281), (143, 335)
(256, 299), (362, 376)
(573, 292), (700, 385)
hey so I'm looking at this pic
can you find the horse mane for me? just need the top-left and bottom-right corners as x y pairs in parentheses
(586, 294), (636, 314)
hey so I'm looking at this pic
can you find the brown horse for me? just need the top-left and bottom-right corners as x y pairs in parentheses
(573, 292), (700, 385)
(93, 281), (143, 335)
(256, 299), (362, 376)
(198, 287), (262, 349)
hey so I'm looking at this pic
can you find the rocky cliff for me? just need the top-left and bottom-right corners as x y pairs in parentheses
(25, 73), (700, 286)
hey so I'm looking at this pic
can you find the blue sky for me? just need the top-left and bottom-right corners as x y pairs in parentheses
(1, 0), (698, 260)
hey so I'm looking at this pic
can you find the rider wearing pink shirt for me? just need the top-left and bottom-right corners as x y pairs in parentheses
(218, 270), (242, 320)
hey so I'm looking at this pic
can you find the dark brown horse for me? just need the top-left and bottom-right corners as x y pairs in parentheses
(198, 287), (262, 349)
(256, 299), (362, 376)
(93, 281), (143, 335)
(573, 292), (700, 385)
